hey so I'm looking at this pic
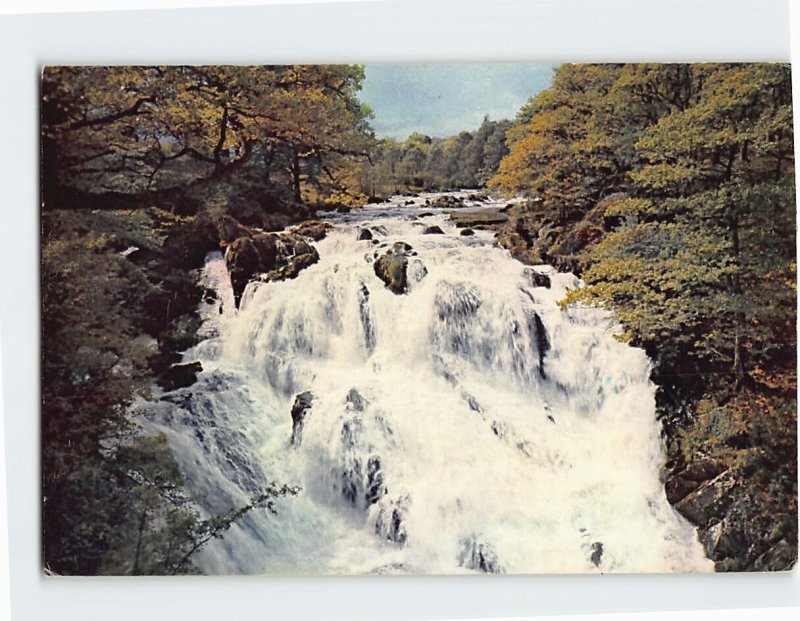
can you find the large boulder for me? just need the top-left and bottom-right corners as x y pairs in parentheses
(448, 207), (508, 228)
(373, 241), (416, 295)
(225, 231), (320, 306)
(157, 361), (203, 391)
(429, 194), (466, 210)
(674, 471), (735, 527)
(524, 268), (551, 289)
(423, 225), (445, 235)
(226, 233), (279, 304)
(293, 219), (332, 241)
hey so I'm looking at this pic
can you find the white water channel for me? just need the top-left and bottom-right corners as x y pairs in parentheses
(140, 191), (713, 575)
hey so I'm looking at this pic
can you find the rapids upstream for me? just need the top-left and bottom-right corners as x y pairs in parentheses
(140, 191), (713, 574)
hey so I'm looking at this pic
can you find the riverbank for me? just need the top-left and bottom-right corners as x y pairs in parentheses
(493, 196), (797, 572)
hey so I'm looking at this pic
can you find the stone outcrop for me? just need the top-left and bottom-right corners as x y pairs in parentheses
(157, 361), (203, 391)
(448, 208), (508, 228)
(290, 391), (314, 446)
(429, 194), (466, 210)
(292, 219), (332, 241)
(373, 241), (416, 295)
(225, 231), (320, 306)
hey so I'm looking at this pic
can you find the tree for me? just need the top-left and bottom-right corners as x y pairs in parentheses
(561, 64), (795, 383)
(41, 65), (375, 205)
(489, 64), (623, 221)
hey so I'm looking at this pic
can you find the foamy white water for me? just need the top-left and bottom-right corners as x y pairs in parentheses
(141, 191), (712, 575)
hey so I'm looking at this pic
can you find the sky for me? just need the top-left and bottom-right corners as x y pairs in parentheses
(359, 63), (556, 140)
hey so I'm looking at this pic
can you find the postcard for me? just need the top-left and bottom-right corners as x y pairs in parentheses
(40, 63), (796, 575)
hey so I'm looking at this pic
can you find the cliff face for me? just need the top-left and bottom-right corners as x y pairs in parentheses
(494, 199), (798, 572)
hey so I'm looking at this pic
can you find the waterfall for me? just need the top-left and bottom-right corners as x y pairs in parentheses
(140, 191), (713, 575)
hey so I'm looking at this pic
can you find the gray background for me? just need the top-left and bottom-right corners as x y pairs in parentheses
(0, 1), (797, 619)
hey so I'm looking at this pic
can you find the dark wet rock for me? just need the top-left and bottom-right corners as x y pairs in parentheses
(418, 211), (434, 218)
(357, 284), (375, 352)
(423, 225), (445, 235)
(225, 233), (278, 304)
(158, 361), (203, 391)
(459, 536), (503, 573)
(530, 312), (549, 379)
(365, 455), (386, 505)
(674, 471), (735, 527)
(684, 475), (798, 571)
(142, 272), (203, 332)
(290, 391), (314, 446)
(701, 517), (748, 561)
(293, 219), (331, 241)
(260, 237), (320, 284)
(404, 199), (415, 205)
(366, 195), (388, 204)
(202, 287), (217, 303)
(490, 421), (507, 439)
(373, 241), (417, 295)
(682, 458), (726, 483)
(161, 313), (202, 352)
(525, 268), (551, 289)
(666, 475), (702, 504)
(429, 194), (466, 210)
(357, 228), (374, 241)
(460, 228), (475, 236)
(448, 208), (508, 228)
(590, 542), (604, 567)
(148, 351), (183, 377)
(371, 225), (389, 236)
(346, 388), (369, 412)
(464, 393), (482, 413)
(374, 496), (410, 546)
(226, 231), (320, 306)
(751, 539), (797, 571)
(160, 213), (234, 270)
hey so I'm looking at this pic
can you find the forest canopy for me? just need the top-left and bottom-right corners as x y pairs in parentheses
(490, 63), (795, 385)
(42, 65), (375, 206)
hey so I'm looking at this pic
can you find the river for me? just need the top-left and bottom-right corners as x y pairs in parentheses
(140, 191), (713, 575)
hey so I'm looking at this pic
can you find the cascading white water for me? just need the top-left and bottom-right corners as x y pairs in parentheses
(141, 191), (713, 575)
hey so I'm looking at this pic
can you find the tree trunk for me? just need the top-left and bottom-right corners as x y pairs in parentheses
(212, 106), (229, 173)
(729, 210), (749, 390)
(292, 150), (302, 203)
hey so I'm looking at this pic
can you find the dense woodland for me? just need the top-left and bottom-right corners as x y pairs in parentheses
(360, 118), (511, 194)
(41, 64), (797, 574)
